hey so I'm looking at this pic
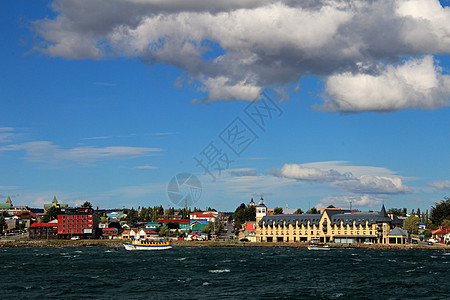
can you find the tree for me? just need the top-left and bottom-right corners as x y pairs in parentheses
(388, 208), (402, 216)
(158, 225), (169, 237)
(423, 229), (432, 238)
(245, 206), (256, 221)
(202, 222), (214, 234)
(430, 197), (450, 226)
(327, 205), (335, 208)
(0, 215), (6, 234)
(306, 207), (319, 214)
(167, 222), (180, 230)
(401, 208), (407, 217)
(274, 207), (283, 215)
(42, 206), (60, 223)
(81, 201), (92, 209)
(404, 215), (420, 234)
(294, 209), (304, 214)
(108, 221), (121, 232)
(215, 223), (224, 236)
(126, 208), (139, 227)
(417, 208), (421, 221)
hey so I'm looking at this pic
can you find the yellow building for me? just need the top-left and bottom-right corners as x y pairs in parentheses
(256, 201), (404, 244)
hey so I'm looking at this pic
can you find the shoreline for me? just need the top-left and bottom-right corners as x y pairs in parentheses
(1, 239), (449, 250)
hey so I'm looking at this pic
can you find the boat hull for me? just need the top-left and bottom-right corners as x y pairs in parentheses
(123, 243), (172, 250)
(308, 246), (330, 250)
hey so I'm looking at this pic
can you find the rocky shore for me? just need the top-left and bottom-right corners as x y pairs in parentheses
(1, 238), (449, 250)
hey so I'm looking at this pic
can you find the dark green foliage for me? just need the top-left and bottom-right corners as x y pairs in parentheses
(108, 221), (121, 232)
(81, 201), (93, 208)
(0, 216), (6, 234)
(167, 222), (179, 229)
(327, 205), (335, 208)
(294, 209), (304, 214)
(430, 197), (450, 226)
(401, 208), (407, 217)
(306, 207), (320, 214)
(126, 208), (138, 227)
(388, 208), (402, 216)
(274, 207), (283, 215)
(233, 203), (256, 229)
(42, 206), (61, 223)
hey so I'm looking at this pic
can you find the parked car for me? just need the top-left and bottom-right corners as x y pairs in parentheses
(364, 241), (373, 245)
(427, 241), (433, 245)
(412, 240), (419, 244)
(240, 238), (249, 242)
(71, 236), (80, 240)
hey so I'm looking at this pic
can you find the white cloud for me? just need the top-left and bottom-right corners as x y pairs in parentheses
(0, 141), (163, 163)
(0, 127), (15, 143)
(132, 165), (159, 170)
(273, 161), (410, 195)
(316, 194), (384, 209)
(427, 180), (450, 191)
(33, 0), (450, 109)
(322, 56), (450, 112)
(275, 163), (352, 182)
(330, 175), (410, 194)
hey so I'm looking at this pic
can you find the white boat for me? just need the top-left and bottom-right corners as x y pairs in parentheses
(307, 245), (330, 250)
(123, 238), (172, 251)
(307, 239), (330, 250)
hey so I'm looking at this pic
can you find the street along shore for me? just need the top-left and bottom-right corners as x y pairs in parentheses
(1, 239), (449, 250)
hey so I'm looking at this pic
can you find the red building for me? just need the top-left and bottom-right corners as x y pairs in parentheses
(29, 222), (58, 239)
(57, 207), (98, 239)
(101, 227), (119, 239)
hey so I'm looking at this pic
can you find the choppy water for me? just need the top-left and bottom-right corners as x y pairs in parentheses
(1, 246), (449, 299)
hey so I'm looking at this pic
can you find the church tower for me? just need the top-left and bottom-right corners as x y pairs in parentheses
(256, 197), (267, 222)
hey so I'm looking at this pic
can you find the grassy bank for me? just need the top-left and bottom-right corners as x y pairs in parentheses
(1, 238), (449, 250)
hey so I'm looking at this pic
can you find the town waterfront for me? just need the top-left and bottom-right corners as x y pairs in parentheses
(1, 246), (448, 299)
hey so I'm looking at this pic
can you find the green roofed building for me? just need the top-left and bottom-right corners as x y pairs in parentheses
(0, 196), (29, 213)
(44, 196), (68, 213)
(0, 196), (13, 209)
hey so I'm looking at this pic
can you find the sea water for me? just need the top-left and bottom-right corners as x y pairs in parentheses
(1, 246), (449, 299)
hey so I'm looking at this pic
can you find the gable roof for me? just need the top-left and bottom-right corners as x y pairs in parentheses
(388, 227), (408, 236)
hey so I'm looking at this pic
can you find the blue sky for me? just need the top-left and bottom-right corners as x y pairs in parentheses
(1, 0), (449, 212)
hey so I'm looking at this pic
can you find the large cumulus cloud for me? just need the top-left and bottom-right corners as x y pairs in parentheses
(34, 0), (450, 110)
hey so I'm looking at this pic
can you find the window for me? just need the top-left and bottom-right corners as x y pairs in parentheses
(276, 231), (278, 235)
(286, 232), (289, 235)
(310, 231), (313, 235)
(345, 231), (347, 234)
(338, 231), (340, 234)
(265, 231), (268, 235)
(332, 231), (334, 234)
